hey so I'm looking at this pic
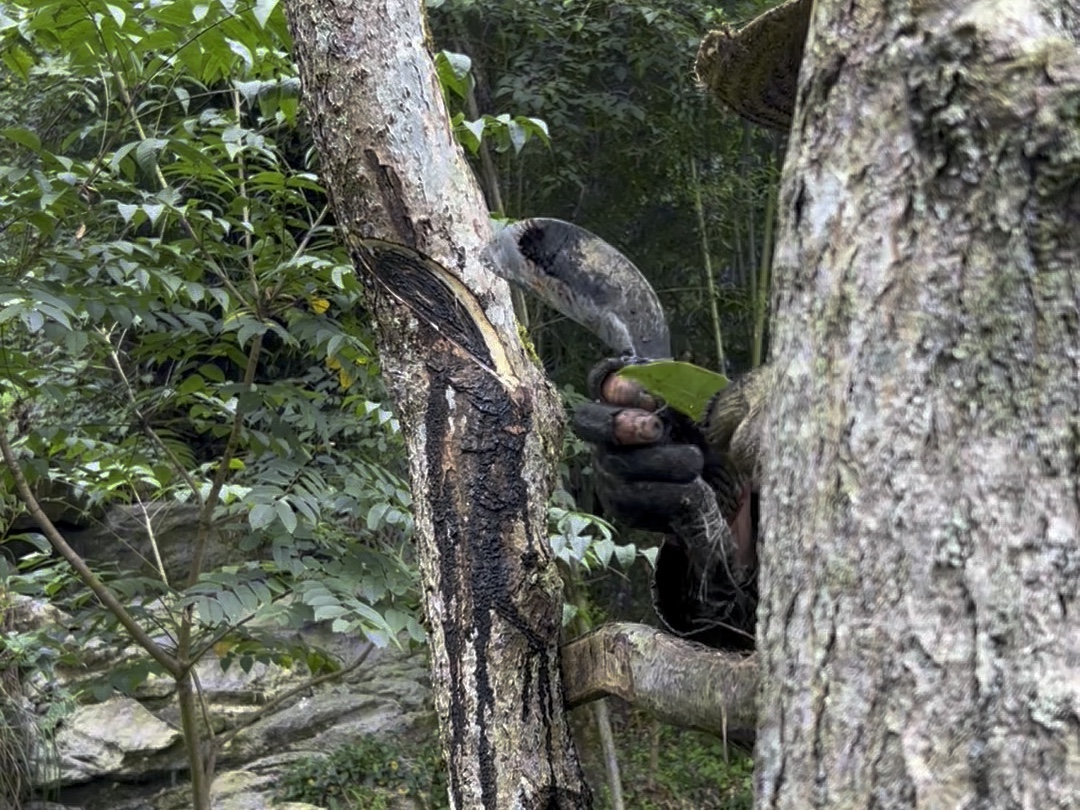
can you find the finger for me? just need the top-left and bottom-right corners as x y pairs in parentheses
(612, 409), (664, 444)
(573, 403), (663, 446)
(601, 373), (659, 410)
(586, 358), (660, 409)
(586, 358), (629, 400)
(599, 444), (703, 483)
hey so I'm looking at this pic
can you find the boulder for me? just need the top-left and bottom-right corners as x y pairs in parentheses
(50, 698), (184, 784)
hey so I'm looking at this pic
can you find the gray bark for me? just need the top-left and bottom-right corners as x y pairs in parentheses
(760, 3), (1080, 808)
(284, 1), (590, 807)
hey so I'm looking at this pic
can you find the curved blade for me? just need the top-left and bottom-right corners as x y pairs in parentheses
(485, 218), (671, 359)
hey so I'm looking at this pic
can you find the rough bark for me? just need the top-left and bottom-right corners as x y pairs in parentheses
(284, 2), (590, 807)
(759, 3), (1080, 808)
(561, 623), (758, 744)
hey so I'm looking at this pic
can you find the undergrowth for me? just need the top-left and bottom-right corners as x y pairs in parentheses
(585, 707), (754, 810)
(276, 735), (448, 810)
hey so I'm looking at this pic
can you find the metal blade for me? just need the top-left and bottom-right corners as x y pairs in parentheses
(485, 218), (671, 359)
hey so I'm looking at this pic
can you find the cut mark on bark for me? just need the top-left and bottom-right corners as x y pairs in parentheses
(356, 241), (520, 385)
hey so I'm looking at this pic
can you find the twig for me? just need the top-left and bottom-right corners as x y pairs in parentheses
(215, 643), (376, 748)
(0, 418), (181, 678)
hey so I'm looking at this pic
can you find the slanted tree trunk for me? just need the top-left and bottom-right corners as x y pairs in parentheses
(284, 1), (590, 807)
(760, 3), (1080, 808)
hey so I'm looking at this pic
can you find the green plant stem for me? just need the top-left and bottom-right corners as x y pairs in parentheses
(187, 331), (264, 588)
(741, 122), (759, 286)
(465, 80), (504, 215)
(592, 698), (625, 810)
(690, 157), (725, 369)
(177, 329), (263, 804)
(176, 671), (210, 810)
(0, 419), (182, 678)
(566, 576), (626, 809)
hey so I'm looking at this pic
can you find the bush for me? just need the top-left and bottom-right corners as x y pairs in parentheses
(276, 735), (449, 810)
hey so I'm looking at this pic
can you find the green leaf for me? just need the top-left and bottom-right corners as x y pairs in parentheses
(135, 138), (167, 172)
(142, 203), (165, 225)
(507, 120), (526, 154)
(456, 118), (484, 154)
(592, 536), (614, 567)
(116, 203), (138, 223)
(226, 38), (253, 69)
(613, 542), (637, 569)
(617, 361), (729, 422)
(275, 500), (297, 534)
(249, 502), (275, 530)
(0, 127), (41, 152)
(105, 4), (126, 27)
(435, 50), (471, 99)
(252, 0), (279, 28)
(313, 604), (348, 621)
(1, 44), (34, 81)
(366, 502), (388, 531)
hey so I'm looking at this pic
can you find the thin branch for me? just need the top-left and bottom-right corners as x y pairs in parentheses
(188, 331), (264, 588)
(214, 643), (376, 748)
(0, 418), (181, 678)
(592, 699), (625, 810)
(690, 156), (726, 370)
(751, 160), (778, 369)
(133, 490), (170, 586)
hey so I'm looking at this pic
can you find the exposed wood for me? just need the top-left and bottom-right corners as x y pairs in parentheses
(562, 623), (758, 745)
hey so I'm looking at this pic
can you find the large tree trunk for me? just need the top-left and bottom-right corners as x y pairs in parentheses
(284, 1), (590, 807)
(760, 3), (1080, 808)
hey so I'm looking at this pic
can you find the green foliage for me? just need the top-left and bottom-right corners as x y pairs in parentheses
(549, 493), (654, 574)
(618, 360), (729, 421)
(455, 111), (550, 157)
(0, 0), (420, 711)
(436, 49), (550, 158)
(276, 735), (449, 810)
(429, 0), (783, 381)
(588, 713), (754, 810)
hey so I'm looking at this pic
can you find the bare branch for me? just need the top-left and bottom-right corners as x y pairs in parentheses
(0, 418), (182, 678)
(562, 623), (757, 743)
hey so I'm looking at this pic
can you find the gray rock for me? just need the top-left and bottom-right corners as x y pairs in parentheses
(52, 698), (183, 784)
(21, 503), (436, 810)
(223, 690), (406, 763)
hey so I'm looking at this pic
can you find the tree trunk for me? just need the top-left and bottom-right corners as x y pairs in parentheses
(284, 1), (590, 807)
(760, 3), (1080, 808)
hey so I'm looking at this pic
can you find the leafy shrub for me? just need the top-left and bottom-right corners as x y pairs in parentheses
(277, 735), (449, 810)
(582, 710), (754, 810)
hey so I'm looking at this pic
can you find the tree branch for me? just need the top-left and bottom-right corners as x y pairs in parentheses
(0, 419), (182, 678)
(561, 623), (757, 743)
